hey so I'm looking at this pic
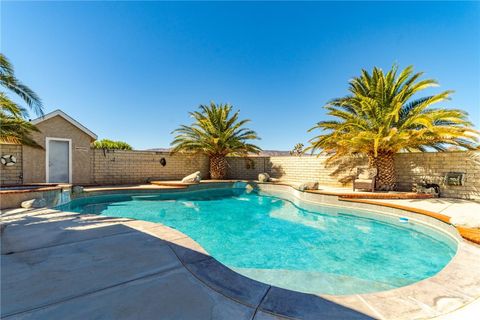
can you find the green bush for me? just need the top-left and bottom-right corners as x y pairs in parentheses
(92, 139), (132, 150)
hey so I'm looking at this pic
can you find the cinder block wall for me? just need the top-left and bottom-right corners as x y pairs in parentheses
(226, 157), (268, 180)
(227, 155), (349, 186)
(3, 145), (479, 200)
(91, 150), (209, 184)
(0, 144), (23, 185)
(227, 152), (480, 200)
(394, 151), (480, 200)
(268, 156), (346, 185)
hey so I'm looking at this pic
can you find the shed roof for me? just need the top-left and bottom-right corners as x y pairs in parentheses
(31, 109), (98, 140)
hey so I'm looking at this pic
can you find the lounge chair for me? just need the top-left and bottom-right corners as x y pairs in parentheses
(353, 167), (377, 192)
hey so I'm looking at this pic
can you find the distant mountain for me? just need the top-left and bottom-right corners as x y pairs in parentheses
(257, 150), (291, 156)
(146, 148), (171, 152)
(145, 148), (291, 156)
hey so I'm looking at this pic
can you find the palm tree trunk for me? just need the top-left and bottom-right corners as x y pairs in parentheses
(369, 152), (396, 191)
(210, 154), (228, 180)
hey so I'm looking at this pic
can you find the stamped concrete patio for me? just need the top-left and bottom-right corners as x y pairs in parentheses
(2, 196), (480, 320)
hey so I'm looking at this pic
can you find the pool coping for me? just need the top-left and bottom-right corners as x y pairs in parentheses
(52, 182), (480, 319)
(0, 183), (70, 195)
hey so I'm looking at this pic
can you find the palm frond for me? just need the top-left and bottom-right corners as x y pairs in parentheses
(0, 53), (44, 116)
(171, 102), (261, 157)
(0, 114), (42, 148)
(308, 64), (478, 162)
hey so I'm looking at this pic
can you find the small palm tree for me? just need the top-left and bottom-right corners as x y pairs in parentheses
(308, 65), (478, 190)
(0, 53), (43, 147)
(171, 102), (261, 179)
(290, 143), (305, 156)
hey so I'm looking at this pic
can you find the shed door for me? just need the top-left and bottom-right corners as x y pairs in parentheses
(47, 139), (70, 183)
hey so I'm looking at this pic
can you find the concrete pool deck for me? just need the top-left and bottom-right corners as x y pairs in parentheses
(1, 208), (371, 320)
(346, 197), (480, 226)
(2, 196), (480, 320)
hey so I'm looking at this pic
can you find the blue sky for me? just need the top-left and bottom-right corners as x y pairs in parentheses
(2, 1), (479, 150)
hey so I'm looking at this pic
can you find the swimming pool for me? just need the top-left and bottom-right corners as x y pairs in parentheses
(58, 186), (457, 295)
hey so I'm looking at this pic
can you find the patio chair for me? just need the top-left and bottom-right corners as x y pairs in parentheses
(352, 167), (377, 192)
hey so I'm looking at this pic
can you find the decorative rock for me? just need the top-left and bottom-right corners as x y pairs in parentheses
(258, 173), (270, 182)
(21, 198), (47, 209)
(413, 183), (440, 197)
(181, 171), (201, 183)
(424, 187), (437, 195)
(72, 186), (84, 194)
(298, 182), (319, 191)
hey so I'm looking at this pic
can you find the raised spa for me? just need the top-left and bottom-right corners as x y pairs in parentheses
(58, 187), (457, 295)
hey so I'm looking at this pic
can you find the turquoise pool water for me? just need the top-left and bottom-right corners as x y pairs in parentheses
(58, 187), (457, 295)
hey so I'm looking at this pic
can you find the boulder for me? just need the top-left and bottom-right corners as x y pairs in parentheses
(413, 182), (440, 197)
(298, 182), (319, 191)
(258, 173), (270, 182)
(21, 198), (47, 209)
(72, 186), (84, 194)
(413, 184), (439, 197)
(424, 187), (438, 196)
(181, 171), (201, 183)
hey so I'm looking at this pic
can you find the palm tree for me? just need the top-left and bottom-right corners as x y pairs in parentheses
(171, 102), (261, 179)
(308, 65), (478, 190)
(0, 53), (43, 147)
(0, 112), (40, 146)
(290, 143), (305, 156)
